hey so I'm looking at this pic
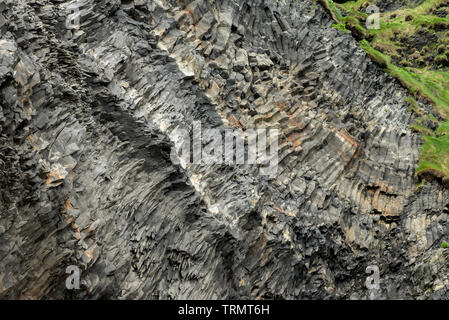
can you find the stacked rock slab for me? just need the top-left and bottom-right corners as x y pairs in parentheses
(0, 0), (449, 299)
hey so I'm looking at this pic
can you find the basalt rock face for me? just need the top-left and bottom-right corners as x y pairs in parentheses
(1, 0), (449, 300)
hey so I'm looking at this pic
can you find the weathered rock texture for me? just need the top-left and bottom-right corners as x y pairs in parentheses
(1, 0), (449, 299)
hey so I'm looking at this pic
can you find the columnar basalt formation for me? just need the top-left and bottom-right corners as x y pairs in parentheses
(1, 0), (449, 300)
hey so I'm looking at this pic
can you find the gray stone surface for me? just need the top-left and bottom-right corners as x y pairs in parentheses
(0, 0), (448, 299)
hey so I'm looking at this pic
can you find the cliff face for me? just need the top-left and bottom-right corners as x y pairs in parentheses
(1, 0), (449, 300)
(319, 0), (449, 188)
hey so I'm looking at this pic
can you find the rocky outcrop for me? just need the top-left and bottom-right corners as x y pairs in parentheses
(1, 0), (449, 299)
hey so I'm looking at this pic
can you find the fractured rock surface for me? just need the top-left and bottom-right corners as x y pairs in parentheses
(1, 0), (449, 299)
